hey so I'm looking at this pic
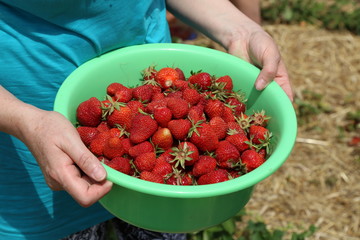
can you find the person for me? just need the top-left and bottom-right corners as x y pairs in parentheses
(0, 0), (293, 239)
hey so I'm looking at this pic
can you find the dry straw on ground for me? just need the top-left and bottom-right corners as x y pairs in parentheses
(186, 24), (360, 239)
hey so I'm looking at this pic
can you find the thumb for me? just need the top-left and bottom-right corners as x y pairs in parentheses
(63, 135), (107, 182)
(254, 49), (280, 91)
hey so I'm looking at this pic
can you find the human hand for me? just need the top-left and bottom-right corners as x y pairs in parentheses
(20, 108), (112, 207)
(226, 27), (294, 102)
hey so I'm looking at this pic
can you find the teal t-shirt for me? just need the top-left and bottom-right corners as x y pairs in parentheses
(0, 1), (171, 239)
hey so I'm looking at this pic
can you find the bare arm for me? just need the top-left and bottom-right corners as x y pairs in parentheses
(0, 85), (112, 207)
(166, 0), (293, 101)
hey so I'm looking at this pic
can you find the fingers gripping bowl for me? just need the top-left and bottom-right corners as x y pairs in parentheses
(54, 43), (297, 233)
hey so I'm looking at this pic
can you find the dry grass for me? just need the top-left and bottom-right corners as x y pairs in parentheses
(184, 23), (360, 239)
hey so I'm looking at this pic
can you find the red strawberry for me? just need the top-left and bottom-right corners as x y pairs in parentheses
(126, 100), (145, 113)
(142, 65), (157, 81)
(192, 155), (217, 177)
(132, 84), (153, 103)
(221, 106), (236, 123)
(107, 105), (133, 130)
(106, 156), (132, 175)
(152, 157), (173, 177)
(119, 137), (133, 155)
(167, 119), (191, 141)
(166, 170), (193, 185)
(226, 132), (250, 152)
(145, 99), (168, 114)
(189, 122), (219, 152)
(77, 126), (99, 146)
(227, 122), (245, 135)
(182, 88), (201, 105)
(153, 107), (172, 127)
(249, 125), (269, 145)
(134, 152), (157, 172)
(241, 149), (265, 172)
(103, 137), (125, 159)
(151, 127), (174, 150)
(152, 92), (166, 101)
(188, 105), (206, 124)
(154, 67), (180, 89)
(171, 141), (199, 168)
(209, 116), (228, 140)
(216, 75), (233, 91)
(76, 97), (102, 127)
(157, 148), (175, 163)
(89, 131), (111, 156)
(113, 87), (133, 103)
(204, 99), (225, 119)
(173, 80), (189, 90)
(226, 97), (246, 116)
(175, 67), (185, 80)
(188, 72), (212, 90)
(197, 169), (230, 185)
(129, 113), (158, 144)
(166, 97), (189, 119)
(140, 171), (164, 184)
(107, 82), (128, 96)
(96, 121), (111, 133)
(128, 141), (154, 158)
(215, 140), (240, 168)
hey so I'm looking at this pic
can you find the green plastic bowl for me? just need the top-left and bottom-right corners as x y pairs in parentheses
(54, 43), (297, 233)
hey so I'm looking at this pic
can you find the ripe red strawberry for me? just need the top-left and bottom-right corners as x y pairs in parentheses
(157, 148), (175, 163)
(197, 169), (230, 185)
(152, 157), (173, 177)
(209, 116), (228, 140)
(171, 141), (199, 168)
(119, 137), (133, 155)
(204, 99), (225, 119)
(132, 84), (153, 103)
(107, 105), (133, 130)
(77, 126), (99, 146)
(221, 106), (236, 123)
(134, 152), (157, 172)
(215, 75), (233, 91)
(166, 97), (189, 119)
(106, 156), (132, 175)
(126, 100), (146, 113)
(166, 170), (193, 185)
(192, 155), (217, 177)
(188, 72), (212, 90)
(155, 67), (180, 89)
(128, 141), (154, 158)
(129, 113), (158, 144)
(188, 105), (206, 124)
(227, 122), (245, 135)
(89, 131), (111, 156)
(151, 127), (174, 150)
(241, 149), (265, 172)
(145, 99), (168, 114)
(76, 97), (102, 127)
(175, 67), (185, 80)
(215, 140), (240, 168)
(249, 125), (269, 145)
(226, 97), (246, 116)
(103, 137), (125, 159)
(182, 88), (201, 105)
(107, 82), (128, 96)
(173, 80), (189, 90)
(96, 121), (111, 133)
(153, 107), (172, 127)
(142, 65), (157, 81)
(226, 132), (250, 152)
(189, 122), (219, 152)
(167, 119), (191, 141)
(140, 171), (164, 184)
(113, 87), (133, 103)
(152, 92), (166, 101)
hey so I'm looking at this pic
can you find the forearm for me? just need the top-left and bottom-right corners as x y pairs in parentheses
(166, 0), (261, 50)
(0, 85), (42, 141)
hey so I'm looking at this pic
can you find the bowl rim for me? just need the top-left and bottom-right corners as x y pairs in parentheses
(55, 43), (297, 199)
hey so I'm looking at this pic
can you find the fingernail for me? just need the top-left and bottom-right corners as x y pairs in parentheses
(255, 79), (268, 90)
(93, 165), (106, 181)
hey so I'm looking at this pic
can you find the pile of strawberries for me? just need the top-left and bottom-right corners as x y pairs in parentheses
(76, 66), (272, 185)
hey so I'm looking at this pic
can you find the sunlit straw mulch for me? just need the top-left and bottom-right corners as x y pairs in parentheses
(185, 24), (360, 239)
